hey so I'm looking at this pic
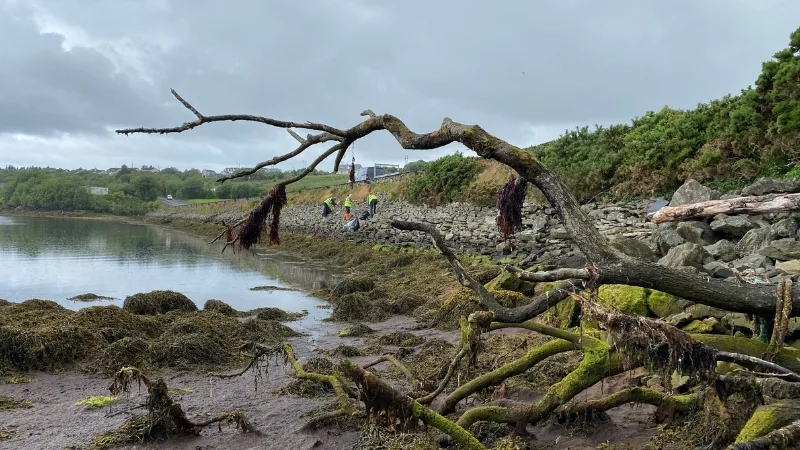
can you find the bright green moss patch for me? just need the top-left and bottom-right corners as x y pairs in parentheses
(75, 395), (117, 408)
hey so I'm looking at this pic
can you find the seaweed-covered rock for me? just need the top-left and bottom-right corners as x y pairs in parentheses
(332, 277), (375, 296)
(254, 307), (305, 321)
(203, 299), (238, 317)
(123, 290), (197, 315)
(338, 323), (376, 337)
(416, 287), (525, 330)
(374, 331), (425, 347)
(101, 337), (151, 374)
(329, 291), (389, 322)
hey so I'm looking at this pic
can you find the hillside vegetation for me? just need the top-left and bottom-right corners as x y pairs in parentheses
(531, 26), (800, 202)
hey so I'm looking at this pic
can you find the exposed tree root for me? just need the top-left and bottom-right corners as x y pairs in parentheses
(555, 386), (700, 424)
(207, 342), (284, 391)
(91, 367), (257, 449)
(282, 345), (359, 430)
(765, 279), (793, 362)
(338, 359), (487, 450)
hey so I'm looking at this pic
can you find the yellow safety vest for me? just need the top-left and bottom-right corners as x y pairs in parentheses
(344, 197), (352, 207)
(324, 198), (334, 207)
(368, 194), (377, 203)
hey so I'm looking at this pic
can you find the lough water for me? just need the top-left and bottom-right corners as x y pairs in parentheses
(0, 215), (343, 333)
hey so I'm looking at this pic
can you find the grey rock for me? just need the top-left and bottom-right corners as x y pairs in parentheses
(651, 223), (685, 256)
(658, 243), (713, 272)
(758, 238), (800, 261)
(703, 261), (734, 279)
(669, 179), (722, 207)
(732, 254), (771, 271)
(770, 218), (799, 240)
(710, 215), (757, 237)
(722, 313), (752, 335)
(677, 221), (717, 246)
(665, 312), (693, 328)
(742, 177), (800, 196)
(686, 304), (729, 320)
(704, 239), (737, 262)
(776, 259), (800, 275)
(735, 227), (771, 258)
(609, 235), (656, 261)
(550, 227), (570, 239)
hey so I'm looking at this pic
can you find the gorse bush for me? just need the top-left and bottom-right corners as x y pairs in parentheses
(405, 153), (480, 205)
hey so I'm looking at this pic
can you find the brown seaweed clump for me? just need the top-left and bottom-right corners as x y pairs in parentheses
(253, 307), (307, 322)
(202, 299), (239, 317)
(279, 357), (337, 398)
(123, 290), (197, 315)
(0, 297), (297, 375)
(68, 293), (115, 302)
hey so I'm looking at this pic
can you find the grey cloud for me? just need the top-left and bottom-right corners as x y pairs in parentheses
(1, 0), (799, 171)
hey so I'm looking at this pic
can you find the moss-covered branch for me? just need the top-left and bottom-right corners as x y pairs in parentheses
(283, 345), (357, 428)
(339, 359), (486, 450)
(555, 386), (700, 422)
(732, 401), (800, 447)
(417, 316), (478, 406)
(362, 353), (419, 389)
(440, 338), (575, 415)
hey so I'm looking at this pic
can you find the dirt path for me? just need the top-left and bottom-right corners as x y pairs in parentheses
(2, 316), (665, 450)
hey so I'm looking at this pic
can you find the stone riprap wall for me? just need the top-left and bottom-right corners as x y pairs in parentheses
(147, 176), (800, 283)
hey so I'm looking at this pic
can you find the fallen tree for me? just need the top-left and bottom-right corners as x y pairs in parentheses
(115, 90), (800, 448)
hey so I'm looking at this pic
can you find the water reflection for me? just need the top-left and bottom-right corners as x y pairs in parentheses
(0, 215), (342, 336)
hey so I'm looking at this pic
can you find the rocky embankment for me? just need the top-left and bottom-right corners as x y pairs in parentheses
(146, 176), (800, 345)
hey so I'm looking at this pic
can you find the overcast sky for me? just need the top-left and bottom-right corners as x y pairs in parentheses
(1, 0), (799, 173)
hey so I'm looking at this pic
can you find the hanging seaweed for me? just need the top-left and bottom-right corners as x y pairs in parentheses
(237, 184), (287, 250)
(495, 174), (526, 238)
(349, 157), (356, 187)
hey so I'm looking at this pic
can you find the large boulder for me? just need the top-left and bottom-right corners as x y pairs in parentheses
(735, 227), (771, 258)
(732, 254), (771, 271)
(777, 260), (800, 275)
(610, 235), (656, 261)
(710, 215), (757, 238)
(759, 238), (800, 261)
(658, 243), (713, 272)
(770, 218), (799, 240)
(669, 179), (722, 207)
(651, 223), (686, 256)
(741, 177), (800, 196)
(646, 290), (684, 318)
(677, 221), (717, 246)
(704, 239), (737, 262)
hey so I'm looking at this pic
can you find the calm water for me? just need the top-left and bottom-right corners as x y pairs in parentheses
(0, 215), (343, 332)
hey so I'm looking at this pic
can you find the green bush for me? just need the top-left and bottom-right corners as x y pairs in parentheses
(404, 153), (480, 205)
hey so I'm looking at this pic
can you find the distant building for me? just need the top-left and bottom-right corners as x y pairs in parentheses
(220, 167), (238, 176)
(262, 167), (281, 173)
(106, 168), (121, 175)
(88, 187), (109, 195)
(338, 163), (362, 174)
(140, 165), (159, 173)
(201, 169), (218, 178)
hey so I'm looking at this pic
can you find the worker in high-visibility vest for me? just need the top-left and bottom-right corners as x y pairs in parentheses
(368, 192), (378, 217)
(344, 194), (353, 220)
(322, 197), (336, 217)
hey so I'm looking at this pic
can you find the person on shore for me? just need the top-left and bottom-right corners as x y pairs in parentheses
(322, 197), (336, 218)
(344, 193), (353, 220)
(368, 191), (378, 217)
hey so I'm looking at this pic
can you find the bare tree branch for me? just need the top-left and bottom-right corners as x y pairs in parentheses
(506, 264), (590, 282)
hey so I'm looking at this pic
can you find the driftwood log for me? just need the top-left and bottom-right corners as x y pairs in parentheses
(650, 192), (800, 223)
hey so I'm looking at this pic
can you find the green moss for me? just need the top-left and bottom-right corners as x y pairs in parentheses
(682, 319), (714, 334)
(542, 298), (580, 329)
(597, 285), (651, 317)
(0, 396), (32, 410)
(75, 395), (117, 408)
(646, 289), (683, 318)
(734, 403), (782, 442)
(484, 272), (536, 296)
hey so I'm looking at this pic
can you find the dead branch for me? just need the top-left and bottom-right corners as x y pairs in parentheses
(555, 387), (701, 424)
(505, 264), (590, 282)
(362, 353), (420, 389)
(391, 220), (581, 322)
(338, 359), (486, 450)
(650, 192), (800, 224)
(119, 90), (800, 318)
(283, 345), (359, 430)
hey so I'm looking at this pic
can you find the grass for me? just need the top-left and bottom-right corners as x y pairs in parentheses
(285, 173), (349, 192)
(186, 198), (230, 204)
